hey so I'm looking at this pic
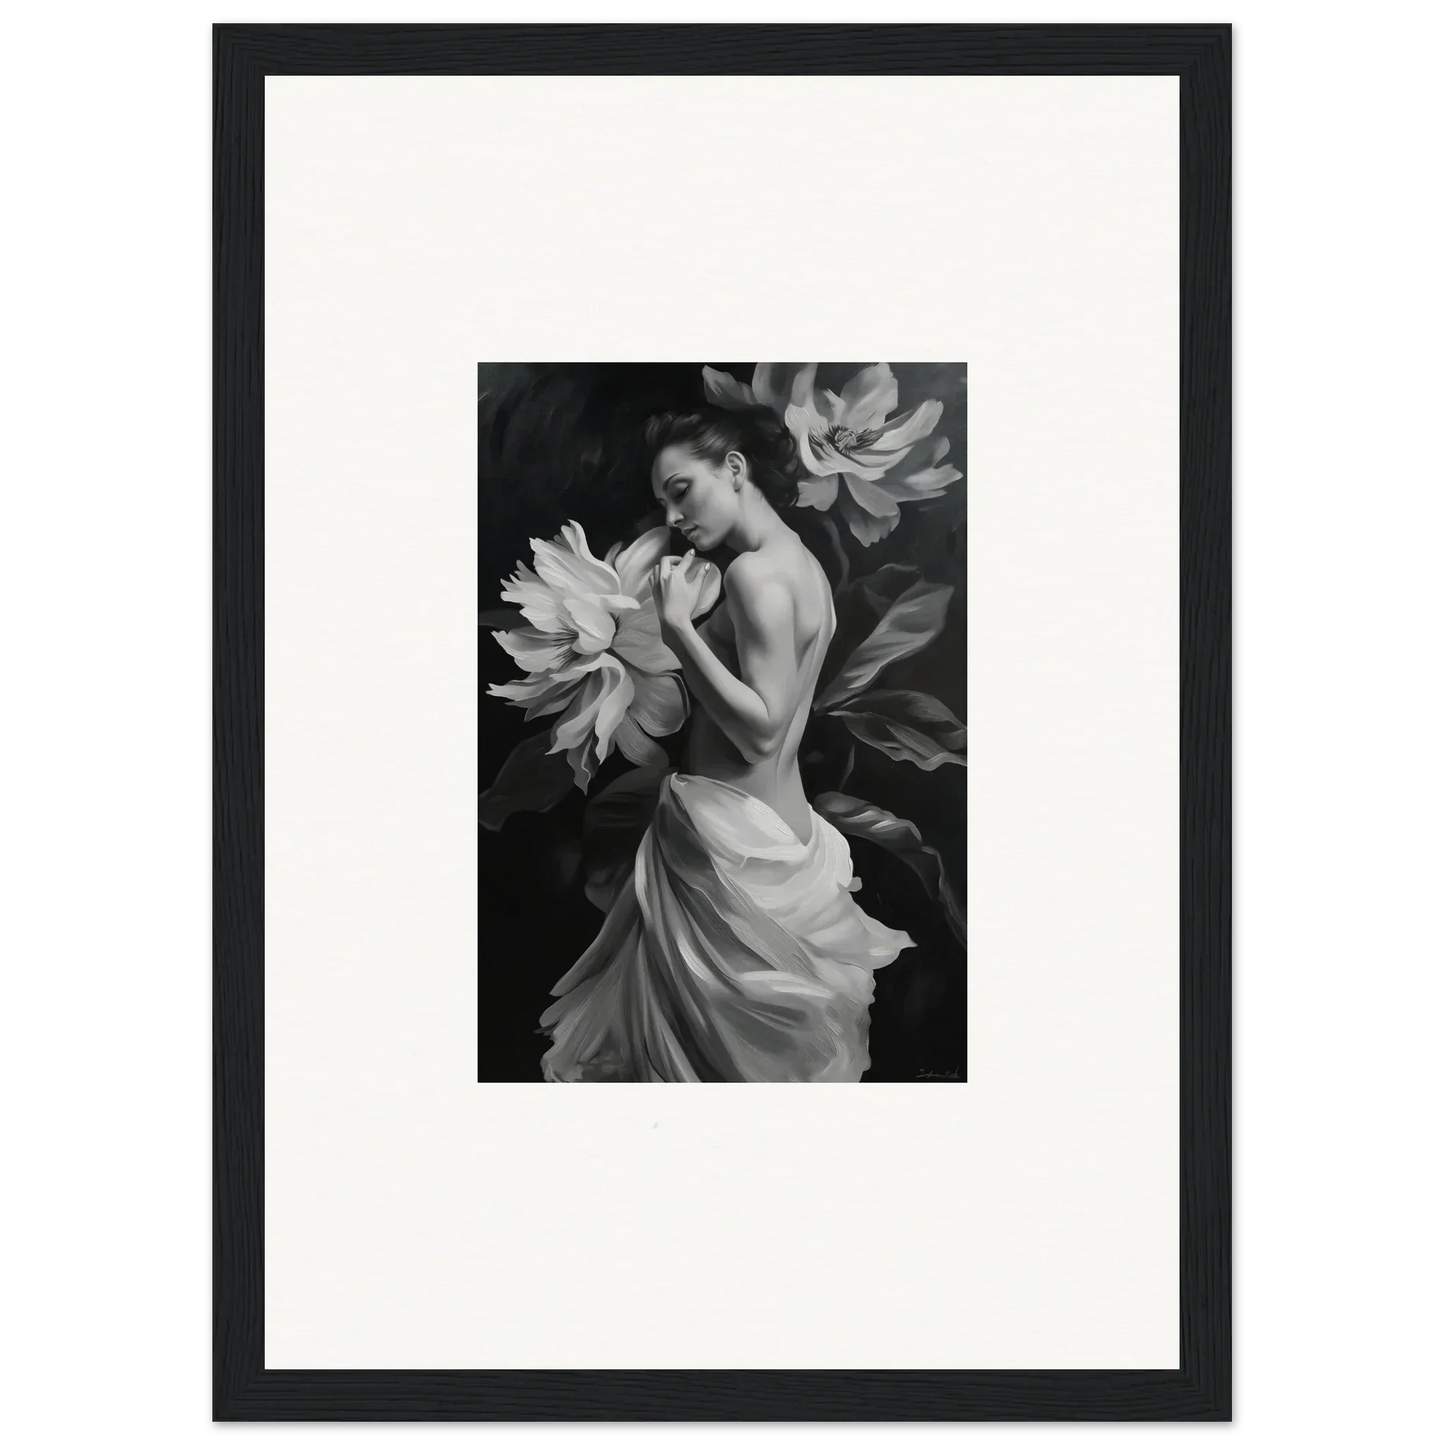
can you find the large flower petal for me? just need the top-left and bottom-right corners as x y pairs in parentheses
(499, 563), (566, 633)
(845, 446), (915, 475)
(546, 656), (627, 751)
(836, 364), (898, 429)
(870, 434), (960, 499)
(898, 434), (950, 471)
(880, 459), (962, 501)
(702, 366), (756, 411)
(551, 654), (609, 684)
(785, 404), (837, 476)
(611, 526), (672, 598)
(788, 362), (821, 409)
(613, 714), (668, 768)
(488, 671), (580, 720)
(629, 670), (687, 738)
(856, 397), (943, 457)
(562, 595), (617, 654)
(843, 471), (903, 520)
(549, 657), (632, 779)
(530, 530), (622, 603)
(521, 682), (584, 721)
(492, 651), (607, 719)
(751, 363), (797, 415)
(497, 656), (609, 716)
(592, 662), (634, 764)
(487, 673), (556, 705)
(492, 626), (572, 674)
(822, 438), (893, 481)
(558, 520), (612, 574)
(840, 489), (903, 546)
(611, 604), (679, 674)
(796, 473), (840, 511)
(840, 473), (903, 546)
(565, 740), (599, 791)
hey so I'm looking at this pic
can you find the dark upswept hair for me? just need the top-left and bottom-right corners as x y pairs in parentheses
(643, 403), (803, 511)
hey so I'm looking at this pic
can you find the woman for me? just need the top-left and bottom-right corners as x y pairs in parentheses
(539, 405), (912, 1081)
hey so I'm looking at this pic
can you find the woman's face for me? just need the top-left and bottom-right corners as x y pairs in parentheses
(651, 443), (743, 553)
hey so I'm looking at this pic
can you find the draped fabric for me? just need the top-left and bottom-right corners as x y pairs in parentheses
(540, 773), (912, 1082)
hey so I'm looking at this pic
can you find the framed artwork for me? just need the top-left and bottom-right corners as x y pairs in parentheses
(216, 22), (1229, 1421)
(477, 361), (970, 1085)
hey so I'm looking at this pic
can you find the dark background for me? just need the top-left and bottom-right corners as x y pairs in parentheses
(478, 363), (967, 1081)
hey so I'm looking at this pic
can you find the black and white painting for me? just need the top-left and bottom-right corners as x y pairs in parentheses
(479, 364), (966, 1082)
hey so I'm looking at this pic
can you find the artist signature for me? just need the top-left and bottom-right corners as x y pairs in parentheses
(915, 1066), (962, 1081)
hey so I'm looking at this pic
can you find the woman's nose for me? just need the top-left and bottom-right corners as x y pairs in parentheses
(665, 506), (682, 527)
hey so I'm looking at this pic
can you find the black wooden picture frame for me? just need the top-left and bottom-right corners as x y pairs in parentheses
(214, 22), (1229, 1421)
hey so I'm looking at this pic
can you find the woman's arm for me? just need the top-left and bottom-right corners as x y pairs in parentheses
(654, 553), (797, 765)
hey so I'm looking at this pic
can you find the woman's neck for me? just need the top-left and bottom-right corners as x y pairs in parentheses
(724, 492), (788, 555)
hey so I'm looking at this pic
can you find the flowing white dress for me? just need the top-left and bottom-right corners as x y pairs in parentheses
(540, 772), (912, 1082)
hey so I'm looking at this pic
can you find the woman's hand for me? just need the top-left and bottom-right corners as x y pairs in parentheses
(649, 551), (710, 638)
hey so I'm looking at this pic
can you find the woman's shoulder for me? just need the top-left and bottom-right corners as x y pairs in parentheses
(724, 536), (820, 591)
(722, 549), (795, 618)
(722, 542), (830, 632)
(723, 547), (776, 584)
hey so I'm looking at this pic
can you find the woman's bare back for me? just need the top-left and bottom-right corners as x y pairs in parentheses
(683, 535), (833, 840)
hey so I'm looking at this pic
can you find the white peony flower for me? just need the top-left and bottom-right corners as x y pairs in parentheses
(702, 362), (962, 545)
(488, 522), (719, 788)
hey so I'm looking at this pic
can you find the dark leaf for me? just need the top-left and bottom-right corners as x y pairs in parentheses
(830, 689), (966, 770)
(582, 766), (665, 911)
(815, 791), (966, 948)
(814, 580), (953, 711)
(853, 563), (921, 618)
(478, 606), (523, 629)
(478, 732), (574, 832)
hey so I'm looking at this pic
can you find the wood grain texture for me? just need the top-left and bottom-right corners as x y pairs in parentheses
(213, 18), (265, 1426)
(214, 22), (1230, 1421)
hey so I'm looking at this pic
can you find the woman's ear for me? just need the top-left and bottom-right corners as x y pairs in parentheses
(725, 450), (746, 490)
